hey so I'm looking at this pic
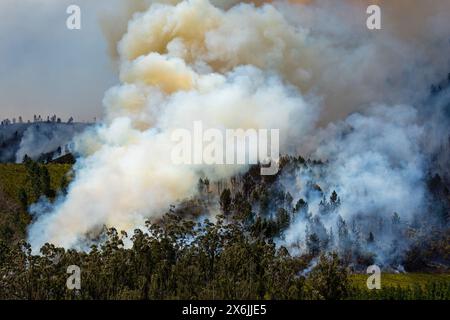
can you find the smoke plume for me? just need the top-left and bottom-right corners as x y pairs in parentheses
(28, 0), (450, 260)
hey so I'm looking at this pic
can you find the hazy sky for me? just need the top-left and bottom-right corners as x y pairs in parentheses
(0, 0), (118, 122)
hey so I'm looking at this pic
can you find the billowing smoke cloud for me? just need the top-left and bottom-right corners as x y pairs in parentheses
(28, 0), (449, 258)
(28, 0), (320, 249)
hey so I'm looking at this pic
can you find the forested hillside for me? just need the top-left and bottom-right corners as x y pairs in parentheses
(0, 121), (89, 163)
(0, 159), (449, 300)
(0, 162), (71, 244)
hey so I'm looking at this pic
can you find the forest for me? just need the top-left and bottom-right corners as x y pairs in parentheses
(0, 156), (448, 300)
(1, 0), (450, 301)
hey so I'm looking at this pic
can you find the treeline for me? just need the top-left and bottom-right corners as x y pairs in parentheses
(0, 157), (449, 299)
(0, 213), (449, 300)
(0, 115), (76, 126)
(204, 156), (449, 271)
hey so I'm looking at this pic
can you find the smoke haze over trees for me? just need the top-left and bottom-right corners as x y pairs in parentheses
(0, 0), (449, 300)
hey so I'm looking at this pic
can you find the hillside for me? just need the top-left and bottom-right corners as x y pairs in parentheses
(0, 161), (449, 300)
(0, 163), (71, 243)
(0, 122), (90, 163)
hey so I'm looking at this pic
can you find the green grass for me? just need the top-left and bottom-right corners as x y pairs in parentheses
(0, 163), (72, 244)
(351, 273), (450, 289)
(0, 163), (72, 203)
(350, 273), (450, 299)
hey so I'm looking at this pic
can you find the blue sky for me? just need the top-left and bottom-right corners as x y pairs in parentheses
(0, 0), (118, 122)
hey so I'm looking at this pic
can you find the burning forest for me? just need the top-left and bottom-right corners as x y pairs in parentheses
(0, 0), (449, 302)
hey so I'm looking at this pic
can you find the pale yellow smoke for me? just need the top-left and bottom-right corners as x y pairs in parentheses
(104, 0), (450, 125)
(29, 0), (318, 249)
(117, 0), (323, 89)
(27, 0), (449, 249)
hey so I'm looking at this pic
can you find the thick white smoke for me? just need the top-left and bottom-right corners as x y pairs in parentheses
(29, 0), (320, 249)
(28, 0), (449, 254)
(316, 105), (426, 222)
(280, 104), (428, 263)
(15, 123), (89, 162)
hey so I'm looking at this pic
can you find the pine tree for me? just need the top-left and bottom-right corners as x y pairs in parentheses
(219, 188), (232, 216)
